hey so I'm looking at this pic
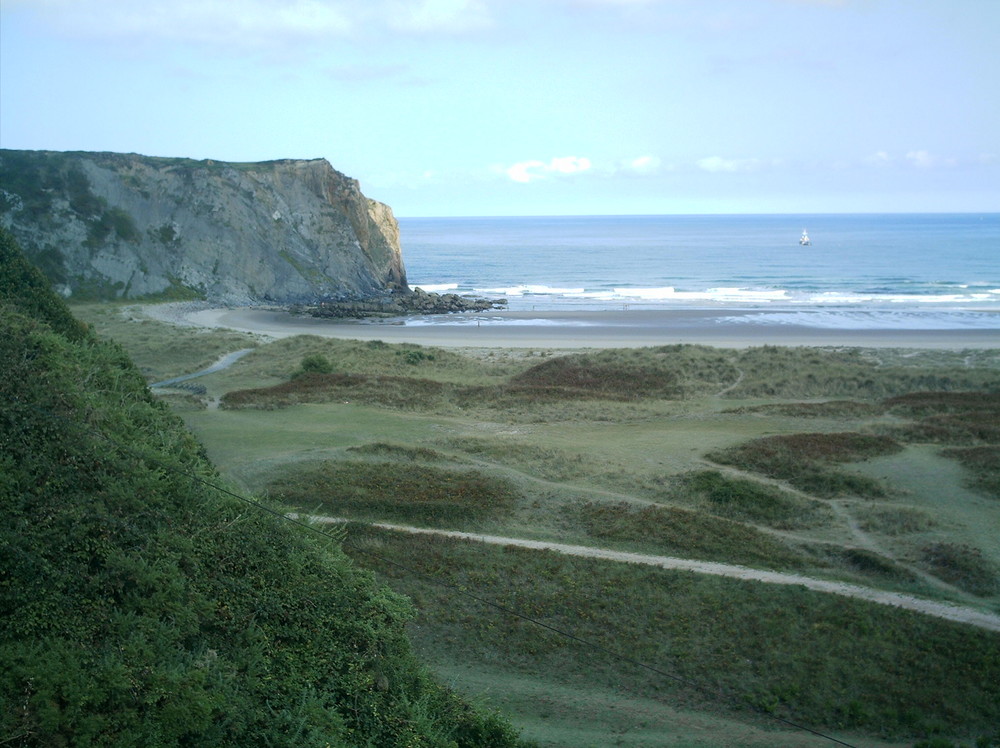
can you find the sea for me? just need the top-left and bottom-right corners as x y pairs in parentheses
(397, 213), (1000, 330)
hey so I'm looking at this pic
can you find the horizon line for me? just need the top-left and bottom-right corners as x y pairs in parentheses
(396, 210), (1000, 220)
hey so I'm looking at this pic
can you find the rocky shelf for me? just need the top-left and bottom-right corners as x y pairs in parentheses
(299, 287), (507, 319)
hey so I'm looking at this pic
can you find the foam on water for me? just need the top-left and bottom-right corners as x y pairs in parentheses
(395, 316), (596, 327)
(398, 214), (1000, 323)
(412, 283), (459, 293)
(717, 310), (1000, 330)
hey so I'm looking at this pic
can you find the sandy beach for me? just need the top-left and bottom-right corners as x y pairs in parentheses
(144, 303), (1000, 350)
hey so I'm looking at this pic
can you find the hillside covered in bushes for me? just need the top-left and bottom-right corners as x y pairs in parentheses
(0, 226), (525, 746)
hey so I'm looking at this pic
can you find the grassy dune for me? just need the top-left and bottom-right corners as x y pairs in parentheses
(83, 307), (1000, 747)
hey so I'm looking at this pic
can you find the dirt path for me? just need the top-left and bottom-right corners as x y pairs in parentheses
(150, 348), (255, 388)
(300, 515), (1000, 632)
(714, 366), (745, 396)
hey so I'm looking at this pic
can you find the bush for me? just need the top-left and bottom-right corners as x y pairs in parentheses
(293, 353), (334, 377)
(570, 500), (809, 568)
(267, 460), (519, 527)
(707, 432), (901, 498)
(681, 470), (830, 528)
(920, 543), (999, 597)
(942, 446), (1000, 498)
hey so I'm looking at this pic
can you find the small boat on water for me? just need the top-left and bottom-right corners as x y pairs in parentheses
(799, 229), (811, 246)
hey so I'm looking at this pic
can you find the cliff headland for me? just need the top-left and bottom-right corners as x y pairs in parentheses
(0, 149), (410, 305)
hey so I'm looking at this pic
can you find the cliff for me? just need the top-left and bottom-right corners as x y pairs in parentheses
(0, 150), (407, 303)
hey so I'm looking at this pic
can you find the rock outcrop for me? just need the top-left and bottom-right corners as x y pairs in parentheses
(303, 287), (506, 318)
(0, 150), (407, 303)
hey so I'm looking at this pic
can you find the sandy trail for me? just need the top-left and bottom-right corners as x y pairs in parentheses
(298, 515), (1000, 632)
(150, 348), (255, 388)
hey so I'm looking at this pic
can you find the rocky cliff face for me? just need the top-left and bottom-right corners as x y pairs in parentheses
(0, 150), (408, 303)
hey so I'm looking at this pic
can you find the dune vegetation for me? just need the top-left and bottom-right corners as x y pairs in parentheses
(67, 270), (1000, 745)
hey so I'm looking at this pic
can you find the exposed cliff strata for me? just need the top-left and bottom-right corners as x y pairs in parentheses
(0, 149), (407, 303)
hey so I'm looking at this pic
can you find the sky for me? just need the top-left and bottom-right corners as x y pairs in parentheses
(1, 0), (998, 217)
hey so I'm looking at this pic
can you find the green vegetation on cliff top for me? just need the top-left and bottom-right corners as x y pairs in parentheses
(0, 227), (526, 746)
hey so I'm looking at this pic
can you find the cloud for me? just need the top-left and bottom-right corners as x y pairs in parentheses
(866, 150), (960, 169)
(563, 0), (658, 6)
(905, 150), (934, 168)
(386, 0), (492, 33)
(866, 150), (891, 167)
(696, 156), (761, 173)
(326, 63), (409, 81)
(905, 150), (956, 169)
(504, 156), (592, 183)
(12, 0), (355, 45)
(624, 155), (662, 174)
(10, 0), (493, 47)
(772, 0), (849, 6)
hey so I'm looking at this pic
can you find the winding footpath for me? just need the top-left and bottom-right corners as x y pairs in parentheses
(150, 348), (255, 388)
(301, 515), (1000, 632)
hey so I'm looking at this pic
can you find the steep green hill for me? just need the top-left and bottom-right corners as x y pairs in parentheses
(0, 226), (525, 746)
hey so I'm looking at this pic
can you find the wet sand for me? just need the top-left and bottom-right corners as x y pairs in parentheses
(150, 304), (1000, 350)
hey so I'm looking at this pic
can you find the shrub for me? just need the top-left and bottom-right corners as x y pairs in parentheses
(920, 543), (999, 596)
(707, 432), (901, 498)
(942, 446), (1000, 498)
(294, 353), (334, 377)
(680, 470), (830, 528)
(570, 500), (809, 568)
(856, 505), (936, 535)
(267, 460), (519, 527)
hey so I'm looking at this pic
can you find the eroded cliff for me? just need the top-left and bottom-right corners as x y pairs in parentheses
(0, 150), (407, 303)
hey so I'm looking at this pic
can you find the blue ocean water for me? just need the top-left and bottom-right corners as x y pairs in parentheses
(397, 214), (1000, 329)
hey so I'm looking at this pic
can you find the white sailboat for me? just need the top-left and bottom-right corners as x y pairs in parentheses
(799, 229), (811, 246)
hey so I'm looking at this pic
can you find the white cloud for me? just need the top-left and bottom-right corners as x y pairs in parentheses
(624, 155), (662, 174)
(14, 0), (356, 44)
(505, 156), (592, 183)
(866, 150), (891, 167)
(325, 63), (410, 82)
(387, 0), (492, 33)
(904, 150), (957, 168)
(696, 156), (761, 173)
(549, 155), (592, 174)
(11, 0), (493, 46)
(905, 150), (935, 168)
(866, 150), (961, 169)
(563, 0), (658, 6)
(505, 160), (545, 183)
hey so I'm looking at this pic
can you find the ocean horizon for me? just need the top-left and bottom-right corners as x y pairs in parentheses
(396, 213), (1000, 331)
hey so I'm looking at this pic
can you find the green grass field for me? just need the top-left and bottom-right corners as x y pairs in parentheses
(82, 304), (1000, 747)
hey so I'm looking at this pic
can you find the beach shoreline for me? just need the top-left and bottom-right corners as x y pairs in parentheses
(140, 302), (1000, 350)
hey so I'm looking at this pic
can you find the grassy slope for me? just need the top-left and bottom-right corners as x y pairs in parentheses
(0, 230), (526, 747)
(85, 304), (1000, 747)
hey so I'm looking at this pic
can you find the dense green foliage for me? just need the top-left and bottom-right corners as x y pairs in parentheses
(567, 500), (812, 568)
(346, 524), (1000, 741)
(707, 432), (903, 498)
(295, 353), (335, 377)
(268, 460), (519, 527)
(943, 445), (1000, 498)
(0, 228), (89, 342)
(679, 469), (831, 529)
(0, 229), (525, 747)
